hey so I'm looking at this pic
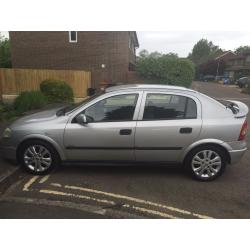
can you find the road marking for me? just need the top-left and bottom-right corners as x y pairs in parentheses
(40, 189), (115, 206)
(51, 183), (62, 187)
(39, 189), (178, 218)
(23, 176), (39, 191)
(39, 175), (50, 184)
(50, 183), (212, 219)
(122, 204), (178, 219)
(0, 196), (108, 216)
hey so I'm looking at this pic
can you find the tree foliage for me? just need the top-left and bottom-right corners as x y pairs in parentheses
(0, 34), (11, 68)
(188, 39), (223, 66)
(235, 46), (250, 55)
(136, 50), (195, 87)
(188, 39), (224, 79)
(40, 79), (74, 102)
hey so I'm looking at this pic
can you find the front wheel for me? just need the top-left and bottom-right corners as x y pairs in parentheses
(18, 140), (60, 175)
(185, 146), (227, 181)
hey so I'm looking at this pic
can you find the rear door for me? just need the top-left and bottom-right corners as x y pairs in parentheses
(135, 91), (202, 163)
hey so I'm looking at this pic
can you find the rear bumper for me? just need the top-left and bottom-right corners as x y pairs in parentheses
(228, 147), (247, 164)
(222, 140), (247, 165)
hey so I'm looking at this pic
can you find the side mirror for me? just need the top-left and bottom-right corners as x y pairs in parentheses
(76, 114), (88, 125)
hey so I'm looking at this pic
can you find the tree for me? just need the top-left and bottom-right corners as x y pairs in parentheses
(148, 51), (162, 59)
(0, 35), (12, 68)
(138, 49), (149, 58)
(136, 52), (195, 87)
(235, 46), (250, 55)
(188, 39), (223, 66)
(188, 39), (224, 79)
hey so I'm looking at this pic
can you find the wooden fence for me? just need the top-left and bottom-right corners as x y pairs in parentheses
(0, 68), (91, 101)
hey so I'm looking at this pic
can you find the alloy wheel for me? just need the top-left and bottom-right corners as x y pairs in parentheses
(24, 145), (52, 172)
(191, 150), (222, 179)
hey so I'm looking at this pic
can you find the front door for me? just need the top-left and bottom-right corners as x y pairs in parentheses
(64, 92), (141, 161)
(135, 92), (202, 163)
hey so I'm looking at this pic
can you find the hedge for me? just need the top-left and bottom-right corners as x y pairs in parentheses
(136, 54), (195, 88)
(40, 79), (74, 103)
(13, 91), (48, 115)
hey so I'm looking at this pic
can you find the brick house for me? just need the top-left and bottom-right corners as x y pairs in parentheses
(224, 52), (250, 79)
(9, 31), (139, 88)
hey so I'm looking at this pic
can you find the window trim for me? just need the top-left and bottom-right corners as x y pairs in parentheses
(138, 91), (199, 121)
(69, 31), (77, 43)
(72, 92), (142, 124)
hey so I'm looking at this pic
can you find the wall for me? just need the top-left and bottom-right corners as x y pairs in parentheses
(9, 31), (134, 88)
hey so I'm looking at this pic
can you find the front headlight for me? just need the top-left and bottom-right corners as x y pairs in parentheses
(2, 128), (12, 138)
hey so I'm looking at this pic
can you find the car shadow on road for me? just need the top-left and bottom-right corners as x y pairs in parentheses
(57, 162), (187, 178)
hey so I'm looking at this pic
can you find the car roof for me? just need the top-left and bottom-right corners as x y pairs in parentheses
(105, 84), (196, 93)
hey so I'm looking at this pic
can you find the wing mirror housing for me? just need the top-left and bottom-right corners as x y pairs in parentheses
(76, 114), (88, 125)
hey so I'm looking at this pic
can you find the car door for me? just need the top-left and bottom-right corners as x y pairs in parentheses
(135, 91), (202, 163)
(64, 91), (142, 161)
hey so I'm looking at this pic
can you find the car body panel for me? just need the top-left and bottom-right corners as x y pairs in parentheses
(0, 84), (248, 167)
(135, 90), (202, 162)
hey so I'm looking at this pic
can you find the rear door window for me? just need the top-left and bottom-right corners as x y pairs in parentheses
(143, 94), (197, 120)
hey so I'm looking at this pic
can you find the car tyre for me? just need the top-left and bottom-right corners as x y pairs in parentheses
(185, 145), (227, 181)
(18, 140), (60, 175)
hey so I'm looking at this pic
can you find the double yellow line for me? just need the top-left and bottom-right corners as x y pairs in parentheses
(23, 176), (213, 219)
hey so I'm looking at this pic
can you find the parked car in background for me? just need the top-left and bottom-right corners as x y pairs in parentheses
(215, 75), (224, 82)
(0, 84), (248, 181)
(202, 75), (215, 82)
(236, 77), (250, 88)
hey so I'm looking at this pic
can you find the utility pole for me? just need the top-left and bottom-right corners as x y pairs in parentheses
(216, 60), (220, 80)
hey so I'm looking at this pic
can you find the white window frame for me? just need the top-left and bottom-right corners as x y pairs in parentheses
(69, 31), (77, 43)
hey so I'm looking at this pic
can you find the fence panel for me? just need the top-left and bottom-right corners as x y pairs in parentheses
(0, 68), (91, 99)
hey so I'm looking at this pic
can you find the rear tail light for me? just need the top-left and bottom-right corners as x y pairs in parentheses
(238, 120), (248, 141)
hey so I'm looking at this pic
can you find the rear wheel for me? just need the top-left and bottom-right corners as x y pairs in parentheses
(18, 140), (60, 175)
(185, 145), (227, 181)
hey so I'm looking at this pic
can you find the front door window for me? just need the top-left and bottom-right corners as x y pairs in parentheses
(84, 94), (138, 122)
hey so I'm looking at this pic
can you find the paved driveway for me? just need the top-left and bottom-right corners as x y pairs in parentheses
(1, 81), (250, 218)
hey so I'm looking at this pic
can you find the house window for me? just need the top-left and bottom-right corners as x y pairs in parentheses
(69, 31), (77, 43)
(246, 55), (250, 62)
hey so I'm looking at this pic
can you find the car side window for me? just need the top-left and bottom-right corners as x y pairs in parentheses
(143, 94), (197, 120)
(185, 97), (197, 119)
(82, 94), (138, 122)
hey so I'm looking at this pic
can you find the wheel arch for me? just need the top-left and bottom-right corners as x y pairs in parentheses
(182, 140), (231, 165)
(16, 134), (66, 163)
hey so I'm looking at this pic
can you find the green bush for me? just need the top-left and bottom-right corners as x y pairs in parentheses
(136, 54), (195, 88)
(14, 91), (48, 114)
(40, 79), (74, 103)
(0, 103), (17, 121)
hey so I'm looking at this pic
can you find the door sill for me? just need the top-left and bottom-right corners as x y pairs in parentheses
(62, 160), (182, 168)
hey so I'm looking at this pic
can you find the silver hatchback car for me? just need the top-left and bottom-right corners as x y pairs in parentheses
(0, 84), (248, 181)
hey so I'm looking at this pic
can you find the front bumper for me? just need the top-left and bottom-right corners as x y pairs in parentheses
(0, 139), (17, 161)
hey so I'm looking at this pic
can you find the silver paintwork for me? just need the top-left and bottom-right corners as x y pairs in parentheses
(0, 84), (248, 167)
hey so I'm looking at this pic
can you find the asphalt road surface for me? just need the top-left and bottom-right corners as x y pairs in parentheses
(1, 81), (250, 219)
